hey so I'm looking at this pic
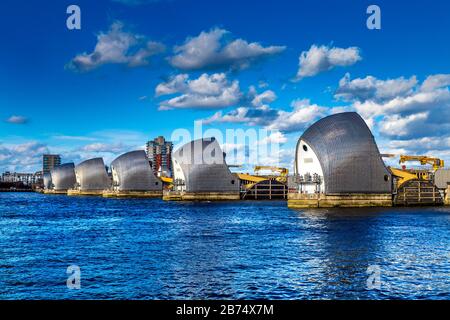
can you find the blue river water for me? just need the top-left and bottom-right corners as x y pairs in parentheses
(0, 192), (449, 300)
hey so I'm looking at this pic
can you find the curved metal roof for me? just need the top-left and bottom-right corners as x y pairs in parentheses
(172, 138), (240, 192)
(111, 150), (162, 191)
(51, 163), (76, 191)
(43, 172), (52, 190)
(295, 112), (391, 194)
(75, 158), (111, 191)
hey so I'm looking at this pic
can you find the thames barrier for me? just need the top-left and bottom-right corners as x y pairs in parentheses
(41, 112), (450, 207)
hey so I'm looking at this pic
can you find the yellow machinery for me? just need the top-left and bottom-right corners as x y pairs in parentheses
(237, 166), (289, 190)
(387, 154), (445, 187)
(387, 155), (445, 206)
(237, 168), (289, 200)
(160, 176), (173, 189)
(254, 166), (289, 183)
(399, 155), (444, 172)
(389, 167), (420, 187)
(236, 173), (267, 190)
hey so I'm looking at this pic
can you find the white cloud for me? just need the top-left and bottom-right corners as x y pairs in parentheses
(0, 142), (49, 172)
(67, 21), (165, 72)
(202, 105), (279, 126)
(388, 136), (450, 152)
(335, 73), (450, 140)
(294, 45), (361, 81)
(420, 74), (450, 92)
(202, 88), (327, 134)
(250, 88), (277, 107)
(329, 106), (353, 114)
(155, 74), (189, 96)
(52, 135), (97, 141)
(6, 115), (28, 124)
(0, 129), (151, 173)
(81, 143), (127, 153)
(258, 80), (269, 88)
(257, 131), (287, 145)
(266, 99), (328, 133)
(254, 147), (295, 171)
(335, 73), (417, 102)
(169, 28), (286, 71)
(331, 73), (450, 166)
(378, 112), (429, 137)
(156, 73), (242, 110)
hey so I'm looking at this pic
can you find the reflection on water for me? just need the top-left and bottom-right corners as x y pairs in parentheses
(0, 193), (449, 299)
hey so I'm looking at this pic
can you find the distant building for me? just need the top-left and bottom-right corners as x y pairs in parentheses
(43, 154), (61, 174)
(146, 136), (173, 177)
(0, 172), (41, 186)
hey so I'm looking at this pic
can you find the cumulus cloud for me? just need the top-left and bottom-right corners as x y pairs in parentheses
(266, 99), (328, 133)
(249, 87), (277, 107)
(335, 73), (450, 144)
(169, 28), (286, 71)
(294, 45), (361, 81)
(6, 115), (28, 124)
(0, 142), (49, 172)
(0, 129), (151, 173)
(156, 73), (242, 110)
(335, 73), (417, 102)
(388, 136), (450, 152)
(67, 21), (165, 72)
(81, 142), (127, 153)
(258, 80), (269, 88)
(378, 112), (429, 137)
(201, 86), (280, 126)
(257, 131), (288, 145)
(203, 106), (279, 126)
(202, 85), (327, 133)
(421, 74), (450, 92)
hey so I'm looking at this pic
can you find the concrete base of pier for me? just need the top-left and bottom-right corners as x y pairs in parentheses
(102, 190), (163, 198)
(67, 189), (104, 196)
(445, 186), (450, 205)
(163, 191), (241, 201)
(288, 193), (393, 208)
(43, 190), (68, 195)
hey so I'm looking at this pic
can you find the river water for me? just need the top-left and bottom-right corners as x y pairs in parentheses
(0, 192), (449, 300)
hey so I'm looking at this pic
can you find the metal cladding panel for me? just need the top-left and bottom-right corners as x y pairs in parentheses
(75, 158), (111, 191)
(111, 150), (162, 191)
(51, 163), (76, 190)
(435, 169), (450, 189)
(43, 173), (52, 190)
(173, 138), (240, 192)
(298, 112), (391, 194)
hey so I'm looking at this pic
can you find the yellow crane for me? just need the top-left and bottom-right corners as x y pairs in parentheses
(253, 166), (289, 184)
(399, 155), (444, 172)
(385, 154), (445, 187)
(254, 166), (289, 177)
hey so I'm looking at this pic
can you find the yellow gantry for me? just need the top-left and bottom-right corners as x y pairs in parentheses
(236, 173), (267, 190)
(386, 154), (445, 188)
(399, 155), (445, 172)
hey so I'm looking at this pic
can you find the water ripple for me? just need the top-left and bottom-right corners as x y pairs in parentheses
(0, 193), (449, 299)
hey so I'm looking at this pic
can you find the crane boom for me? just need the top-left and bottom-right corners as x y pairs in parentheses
(254, 166), (289, 177)
(399, 155), (444, 171)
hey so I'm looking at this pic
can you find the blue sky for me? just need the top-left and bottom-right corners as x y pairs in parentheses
(1, 0), (450, 172)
